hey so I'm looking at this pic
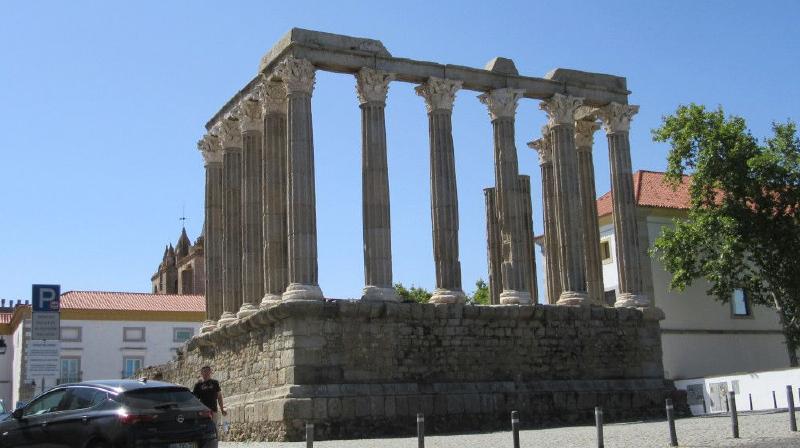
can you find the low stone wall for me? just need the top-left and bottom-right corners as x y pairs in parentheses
(143, 301), (685, 441)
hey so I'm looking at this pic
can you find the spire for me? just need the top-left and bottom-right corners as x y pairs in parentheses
(176, 227), (191, 258)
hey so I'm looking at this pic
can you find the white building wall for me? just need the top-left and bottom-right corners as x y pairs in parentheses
(0, 325), (17, 409)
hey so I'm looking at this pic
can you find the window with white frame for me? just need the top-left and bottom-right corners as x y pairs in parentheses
(173, 327), (194, 343)
(600, 240), (613, 263)
(60, 326), (82, 342)
(732, 289), (752, 317)
(60, 357), (81, 383)
(123, 327), (146, 342)
(122, 357), (144, 378)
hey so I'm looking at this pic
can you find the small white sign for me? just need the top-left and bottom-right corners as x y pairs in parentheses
(26, 340), (60, 381)
(32, 312), (60, 341)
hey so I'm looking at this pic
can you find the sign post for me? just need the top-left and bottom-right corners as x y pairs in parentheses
(28, 285), (61, 390)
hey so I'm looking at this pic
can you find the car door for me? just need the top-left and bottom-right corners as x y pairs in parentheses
(45, 386), (110, 448)
(0, 388), (68, 448)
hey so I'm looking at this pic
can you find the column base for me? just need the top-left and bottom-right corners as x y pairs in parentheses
(236, 303), (259, 319)
(429, 288), (466, 304)
(361, 285), (400, 302)
(638, 306), (666, 321)
(556, 291), (590, 306)
(499, 290), (532, 305)
(217, 312), (237, 327)
(199, 320), (217, 334)
(282, 283), (324, 302)
(260, 293), (283, 309)
(614, 293), (650, 308)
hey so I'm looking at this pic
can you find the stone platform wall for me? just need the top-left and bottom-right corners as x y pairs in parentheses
(143, 301), (684, 441)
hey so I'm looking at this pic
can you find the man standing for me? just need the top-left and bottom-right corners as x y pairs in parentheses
(192, 366), (226, 425)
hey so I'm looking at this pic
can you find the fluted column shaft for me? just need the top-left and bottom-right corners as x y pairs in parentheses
(518, 175), (538, 304)
(218, 118), (243, 324)
(484, 188), (502, 304)
(541, 94), (589, 306)
(415, 77), (465, 304)
(198, 135), (223, 332)
(479, 88), (531, 305)
(575, 121), (605, 305)
(261, 82), (289, 305)
(530, 132), (561, 304)
(277, 57), (323, 301)
(357, 68), (398, 301)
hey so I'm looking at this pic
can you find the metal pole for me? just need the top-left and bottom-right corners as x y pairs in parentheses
(773, 390), (778, 409)
(417, 413), (425, 448)
(666, 398), (678, 447)
(595, 406), (604, 448)
(729, 391), (739, 439)
(306, 422), (314, 448)
(788, 385), (797, 432)
(511, 410), (520, 448)
(749, 393), (753, 411)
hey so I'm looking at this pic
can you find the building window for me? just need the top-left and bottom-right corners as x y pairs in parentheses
(60, 357), (81, 384)
(604, 290), (616, 306)
(173, 327), (194, 343)
(600, 240), (612, 263)
(732, 289), (752, 317)
(60, 327), (82, 342)
(122, 357), (144, 378)
(123, 327), (146, 342)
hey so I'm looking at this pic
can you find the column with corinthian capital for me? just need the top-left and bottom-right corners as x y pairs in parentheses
(575, 120), (605, 305)
(415, 77), (465, 304)
(596, 103), (651, 309)
(198, 134), (223, 333)
(236, 96), (264, 318)
(260, 81), (289, 306)
(528, 128), (561, 304)
(275, 56), (324, 301)
(217, 117), (243, 325)
(356, 68), (399, 301)
(478, 88), (531, 305)
(540, 94), (589, 306)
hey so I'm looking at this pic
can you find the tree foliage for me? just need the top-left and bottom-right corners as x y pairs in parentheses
(467, 279), (490, 305)
(394, 283), (432, 303)
(651, 104), (800, 364)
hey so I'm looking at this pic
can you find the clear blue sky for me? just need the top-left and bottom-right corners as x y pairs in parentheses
(1, 1), (798, 301)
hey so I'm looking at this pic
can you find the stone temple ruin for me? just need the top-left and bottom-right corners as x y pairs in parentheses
(146, 29), (683, 441)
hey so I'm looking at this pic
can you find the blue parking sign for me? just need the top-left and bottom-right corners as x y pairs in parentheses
(32, 284), (60, 312)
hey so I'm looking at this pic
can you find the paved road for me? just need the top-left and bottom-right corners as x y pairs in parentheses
(221, 411), (800, 447)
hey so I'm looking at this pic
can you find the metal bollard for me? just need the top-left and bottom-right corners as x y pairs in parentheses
(595, 406), (604, 448)
(788, 385), (797, 432)
(306, 422), (314, 448)
(729, 391), (739, 439)
(417, 413), (425, 448)
(773, 390), (778, 409)
(666, 398), (678, 447)
(749, 393), (753, 411)
(511, 410), (520, 448)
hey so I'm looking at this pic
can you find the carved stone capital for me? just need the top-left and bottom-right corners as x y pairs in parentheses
(414, 77), (462, 113)
(198, 134), (223, 165)
(238, 97), (263, 132)
(574, 120), (601, 149)
(217, 116), (242, 149)
(539, 93), (584, 127)
(258, 80), (287, 115)
(596, 102), (640, 134)
(274, 56), (315, 95)
(527, 136), (552, 165)
(478, 88), (526, 120)
(355, 68), (395, 105)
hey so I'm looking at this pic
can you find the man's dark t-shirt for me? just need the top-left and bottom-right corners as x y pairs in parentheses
(193, 379), (221, 412)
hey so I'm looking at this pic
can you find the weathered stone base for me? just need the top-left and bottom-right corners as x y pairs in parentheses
(144, 300), (686, 442)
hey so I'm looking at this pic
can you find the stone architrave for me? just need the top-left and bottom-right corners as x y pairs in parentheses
(237, 97), (265, 319)
(575, 119), (605, 306)
(356, 68), (400, 302)
(518, 175), (538, 304)
(540, 93), (590, 306)
(483, 187), (502, 305)
(528, 130), (561, 304)
(275, 56), (324, 301)
(595, 102), (650, 309)
(478, 88), (531, 305)
(259, 81), (289, 307)
(415, 77), (466, 304)
(217, 117), (244, 325)
(198, 134), (223, 333)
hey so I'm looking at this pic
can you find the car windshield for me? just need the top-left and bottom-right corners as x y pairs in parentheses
(120, 388), (200, 410)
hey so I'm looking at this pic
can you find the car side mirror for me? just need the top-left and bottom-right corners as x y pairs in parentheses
(11, 408), (24, 420)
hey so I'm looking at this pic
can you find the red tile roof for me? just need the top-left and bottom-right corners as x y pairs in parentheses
(597, 170), (691, 217)
(60, 291), (205, 313)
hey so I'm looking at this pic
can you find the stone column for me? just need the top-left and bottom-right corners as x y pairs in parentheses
(483, 187), (502, 305)
(236, 97), (265, 318)
(217, 117), (243, 325)
(275, 56), (323, 301)
(415, 77), (465, 304)
(198, 134), (223, 333)
(356, 68), (399, 302)
(596, 103), (650, 308)
(528, 131), (561, 304)
(478, 88), (531, 305)
(575, 120), (605, 306)
(518, 175), (538, 304)
(260, 81), (289, 306)
(540, 93), (589, 306)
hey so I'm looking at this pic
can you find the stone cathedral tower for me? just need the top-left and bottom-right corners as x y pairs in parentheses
(151, 227), (206, 295)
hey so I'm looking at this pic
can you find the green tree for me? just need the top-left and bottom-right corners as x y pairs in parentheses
(651, 104), (800, 365)
(467, 279), (490, 305)
(394, 283), (432, 303)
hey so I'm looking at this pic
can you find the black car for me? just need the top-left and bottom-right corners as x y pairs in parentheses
(0, 379), (217, 448)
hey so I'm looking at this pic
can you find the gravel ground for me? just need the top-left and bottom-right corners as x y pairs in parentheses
(220, 411), (800, 447)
